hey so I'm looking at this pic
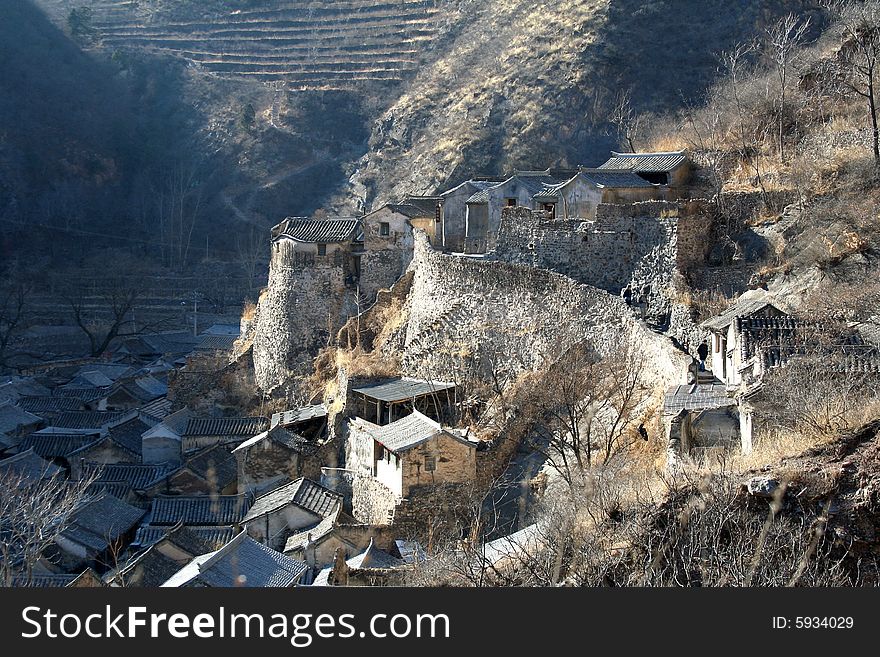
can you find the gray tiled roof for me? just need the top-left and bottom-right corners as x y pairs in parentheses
(598, 151), (688, 173)
(86, 463), (170, 490)
(52, 386), (109, 403)
(465, 189), (490, 204)
(581, 169), (656, 188)
(233, 425), (317, 455)
(352, 377), (455, 403)
(108, 544), (184, 587)
(243, 478), (341, 523)
(162, 533), (308, 587)
(194, 334), (238, 352)
(17, 396), (83, 414)
(275, 217), (361, 244)
(347, 539), (403, 570)
(738, 315), (803, 362)
(663, 383), (736, 414)
(149, 495), (251, 526)
(183, 416), (269, 438)
(403, 196), (443, 215)
(0, 448), (61, 481)
(107, 416), (151, 455)
(86, 481), (132, 500)
(283, 513), (339, 553)
(50, 410), (129, 430)
(19, 431), (102, 459)
(270, 403), (327, 428)
(11, 574), (79, 587)
(60, 493), (146, 553)
(0, 403), (42, 434)
(387, 202), (435, 219)
(356, 411), (446, 453)
(701, 297), (784, 331)
(140, 397), (173, 422)
(134, 525), (235, 551)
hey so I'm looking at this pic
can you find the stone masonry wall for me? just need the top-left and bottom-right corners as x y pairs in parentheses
(389, 233), (689, 392)
(251, 239), (358, 392)
(493, 201), (709, 317)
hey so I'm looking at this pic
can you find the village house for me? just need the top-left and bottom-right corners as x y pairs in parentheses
(311, 539), (405, 587)
(164, 443), (239, 495)
(141, 406), (193, 465)
(0, 448), (62, 482)
(346, 410), (477, 499)
(160, 531), (309, 587)
(242, 477), (343, 551)
(83, 463), (173, 500)
(701, 293), (793, 390)
(283, 511), (359, 573)
(233, 424), (323, 494)
(351, 376), (456, 425)
(104, 523), (217, 587)
(145, 494), (252, 529)
(132, 525), (235, 553)
(662, 382), (742, 467)
(464, 169), (574, 253)
(437, 179), (501, 252)
(18, 428), (103, 474)
(104, 375), (167, 411)
(359, 202), (421, 301)
(49, 492), (145, 573)
(530, 169), (659, 220)
(0, 403), (44, 451)
(597, 150), (690, 191)
(180, 415), (269, 453)
(66, 412), (154, 478)
(270, 216), (363, 281)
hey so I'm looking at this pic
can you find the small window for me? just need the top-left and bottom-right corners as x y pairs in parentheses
(317, 243), (326, 256)
(424, 456), (436, 472)
(379, 222), (390, 236)
(506, 198), (518, 207)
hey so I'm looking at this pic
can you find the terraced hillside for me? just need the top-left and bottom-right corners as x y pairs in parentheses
(34, 0), (444, 90)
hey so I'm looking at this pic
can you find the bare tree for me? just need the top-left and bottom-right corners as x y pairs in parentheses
(824, 0), (880, 168)
(720, 40), (769, 196)
(609, 89), (644, 153)
(524, 337), (649, 488)
(64, 279), (171, 357)
(0, 282), (28, 369)
(0, 468), (99, 586)
(765, 13), (812, 162)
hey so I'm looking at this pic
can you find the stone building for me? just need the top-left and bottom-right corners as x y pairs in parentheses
(464, 169), (573, 253)
(346, 410), (476, 499)
(531, 169), (660, 220)
(597, 150), (690, 192)
(662, 383), (741, 468)
(249, 217), (366, 392)
(232, 424), (324, 494)
(701, 294), (791, 389)
(242, 477), (343, 551)
(359, 203), (419, 302)
(438, 179), (500, 252)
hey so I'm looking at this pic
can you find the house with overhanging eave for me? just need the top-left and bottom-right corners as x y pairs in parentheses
(161, 532), (309, 588)
(270, 216), (364, 283)
(530, 169), (660, 220)
(346, 410), (476, 499)
(597, 150), (690, 191)
(242, 477), (343, 552)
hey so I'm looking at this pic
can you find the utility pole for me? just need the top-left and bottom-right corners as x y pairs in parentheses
(192, 291), (199, 336)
